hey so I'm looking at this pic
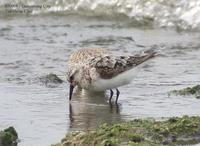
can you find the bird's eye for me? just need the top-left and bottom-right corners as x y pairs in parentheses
(69, 76), (74, 83)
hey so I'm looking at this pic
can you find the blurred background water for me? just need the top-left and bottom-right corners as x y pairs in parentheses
(0, 0), (200, 146)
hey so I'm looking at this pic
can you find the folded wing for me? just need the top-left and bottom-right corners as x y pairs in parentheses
(90, 50), (156, 79)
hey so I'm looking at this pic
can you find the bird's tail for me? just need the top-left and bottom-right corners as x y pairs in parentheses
(143, 48), (157, 57)
(134, 48), (157, 65)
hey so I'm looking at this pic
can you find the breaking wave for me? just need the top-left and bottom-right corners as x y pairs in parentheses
(0, 0), (200, 30)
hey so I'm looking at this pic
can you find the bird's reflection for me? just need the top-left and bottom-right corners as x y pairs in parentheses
(68, 89), (123, 131)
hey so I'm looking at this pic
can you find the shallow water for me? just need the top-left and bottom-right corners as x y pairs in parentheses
(0, 15), (200, 146)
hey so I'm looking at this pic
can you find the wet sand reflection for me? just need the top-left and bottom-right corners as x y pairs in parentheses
(68, 90), (123, 131)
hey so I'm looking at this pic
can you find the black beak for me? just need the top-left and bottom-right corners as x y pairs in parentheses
(69, 84), (74, 100)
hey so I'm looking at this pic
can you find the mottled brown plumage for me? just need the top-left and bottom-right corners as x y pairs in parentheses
(67, 48), (157, 102)
(89, 51), (156, 79)
(68, 48), (107, 66)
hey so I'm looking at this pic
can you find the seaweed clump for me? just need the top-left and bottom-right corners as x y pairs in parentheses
(52, 116), (200, 146)
(39, 73), (63, 87)
(0, 127), (18, 146)
(171, 85), (200, 99)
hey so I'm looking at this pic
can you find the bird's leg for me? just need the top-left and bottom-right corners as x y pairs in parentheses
(115, 88), (120, 103)
(109, 89), (114, 102)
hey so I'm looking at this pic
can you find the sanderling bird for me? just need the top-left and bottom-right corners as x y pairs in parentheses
(67, 48), (156, 103)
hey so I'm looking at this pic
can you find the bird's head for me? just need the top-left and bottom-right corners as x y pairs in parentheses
(67, 68), (79, 101)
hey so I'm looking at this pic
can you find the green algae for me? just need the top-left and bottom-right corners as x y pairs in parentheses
(41, 73), (63, 84)
(52, 116), (200, 146)
(171, 85), (200, 98)
(39, 73), (63, 87)
(0, 127), (18, 146)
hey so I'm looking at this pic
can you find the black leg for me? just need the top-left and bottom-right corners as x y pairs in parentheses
(116, 88), (120, 103)
(109, 89), (114, 102)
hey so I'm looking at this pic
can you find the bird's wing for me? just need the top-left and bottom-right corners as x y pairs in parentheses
(89, 50), (156, 79)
